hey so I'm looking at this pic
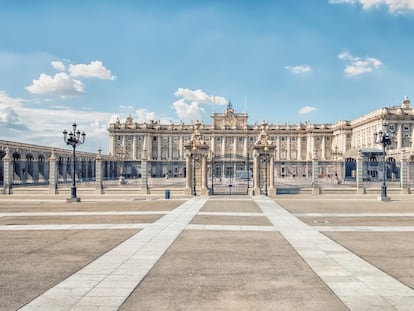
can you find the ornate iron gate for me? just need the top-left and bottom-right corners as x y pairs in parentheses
(210, 154), (251, 195)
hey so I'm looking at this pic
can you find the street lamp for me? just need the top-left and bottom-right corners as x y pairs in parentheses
(374, 126), (392, 201)
(210, 152), (214, 195)
(115, 143), (129, 184)
(63, 123), (86, 202)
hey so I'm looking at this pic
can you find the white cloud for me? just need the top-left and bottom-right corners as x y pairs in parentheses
(136, 108), (158, 123)
(0, 107), (28, 130)
(329, 0), (414, 13)
(0, 90), (26, 106)
(26, 72), (85, 97)
(51, 61), (66, 72)
(172, 98), (206, 122)
(69, 60), (115, 80)
(285, 65), (312, 74)
(174, 88), (227, 105)
(298, 106), (318, 114)
(172, 88), (227, 122)
(338, 51), (382, 76)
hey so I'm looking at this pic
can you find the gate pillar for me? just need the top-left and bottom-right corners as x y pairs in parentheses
(184, 121), (210, 196)
(253, 121), (276, 196)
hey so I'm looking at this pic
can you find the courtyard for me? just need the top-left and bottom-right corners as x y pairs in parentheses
(1, 194), (414, 310)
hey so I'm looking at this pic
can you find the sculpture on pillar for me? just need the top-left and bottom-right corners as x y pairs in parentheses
(252, 121), (275, 196)
(184, 121), (210, 196)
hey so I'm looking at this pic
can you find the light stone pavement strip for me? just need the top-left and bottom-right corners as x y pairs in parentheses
(0, 211), (168, 217)
(294, 213), (414, 217)
(18, 197), (207, 311)
(0, 224), (150, 231)
(186, 224), (276, 231)
(254, 196), (414, 311)
(4, 224), (414, 232)
(312, 226), (414, 232)
(197, 211), (264, 216)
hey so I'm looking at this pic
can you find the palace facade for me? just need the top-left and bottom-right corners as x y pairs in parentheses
(107, 97), (414, 182)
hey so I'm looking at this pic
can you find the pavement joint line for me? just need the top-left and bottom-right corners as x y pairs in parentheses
(3, 224), (414, 232)
(18, 197), (208, 311)
(197, 212), (264, 217)
(186, 224), (277, 231)
(254, 195), (414, 310)
(294, 213), (414, 217)
(0, 211), (169, 217)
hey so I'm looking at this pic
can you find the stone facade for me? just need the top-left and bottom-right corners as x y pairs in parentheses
(108, 98), (414, 181)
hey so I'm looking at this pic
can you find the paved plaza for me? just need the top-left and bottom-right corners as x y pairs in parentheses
(1, 195), (414, 310)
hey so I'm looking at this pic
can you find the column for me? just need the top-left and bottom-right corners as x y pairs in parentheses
(179, 136), (183, 159)
(356, 152), (365, 194)
(397, 123), (402, 150)
(275, 137), (280, 161)
(243, 136), (248, 157)
(306, 135), (312, 160)
(312, 152), (319, 195)
(169, 136), (173, 160)
(269, 153), (275, 195)
(157, 135), (161, 160)
(2, 148), (12, 194)
(252, 152), (260, 195)
(400, 152), (409, 194)
(297, 136), (302, 160)
(185, 153), (192, 194)
(221, 137), (225, 157)
(132, 136), (137, 160)
(286, 136), (291, 160)
(201, 154), (207, 194)
(95, 148), (103, 194)
(48, 149), (58, 195)
(321, 136), (326, 160)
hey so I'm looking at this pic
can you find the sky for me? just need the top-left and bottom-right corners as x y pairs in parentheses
(1, 0), (414, 153)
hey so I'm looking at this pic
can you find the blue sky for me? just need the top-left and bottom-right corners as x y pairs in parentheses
(1, 0), (414, 153)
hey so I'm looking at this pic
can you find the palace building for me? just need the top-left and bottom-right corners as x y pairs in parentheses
(107, 97), (414, 185)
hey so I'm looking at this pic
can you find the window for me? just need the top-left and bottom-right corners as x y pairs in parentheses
(217, 137), (221, 142)
(281, 137), (285, 141)
(291, 137), (296, 141)
(403, 124), (410, 132)
(173, 136), (178, 142)
(249, 136), (254, 142)
(138, 135), (143, 141)
(238, 137), (243, 142)
(127, 135), (132, 141)
(388, 124), (395, 132)
(163, 136), (169, 143)
(116, 136), (121, 141)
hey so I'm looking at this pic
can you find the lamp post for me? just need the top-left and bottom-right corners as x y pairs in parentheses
(115, 144), (129, 184)
(332, 145), (343, 182)
(210, 152), (214, 195)
(374, 126), (392, 201)
(63, 123), (86, 202)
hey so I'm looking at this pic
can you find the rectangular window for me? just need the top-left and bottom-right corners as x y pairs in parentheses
(291, 137), (296, 141)
(127, 135), (132, 141)
(163, 136), (169, 143)
(281, 137), (285, 141)
(116, 136), (121, 141)
(249, 136), (254, 142)
(173, 136), (178, 142)
(238, 137), (243, 142)
(389, 124), (395, 132)
(403, 125), (410, 132)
